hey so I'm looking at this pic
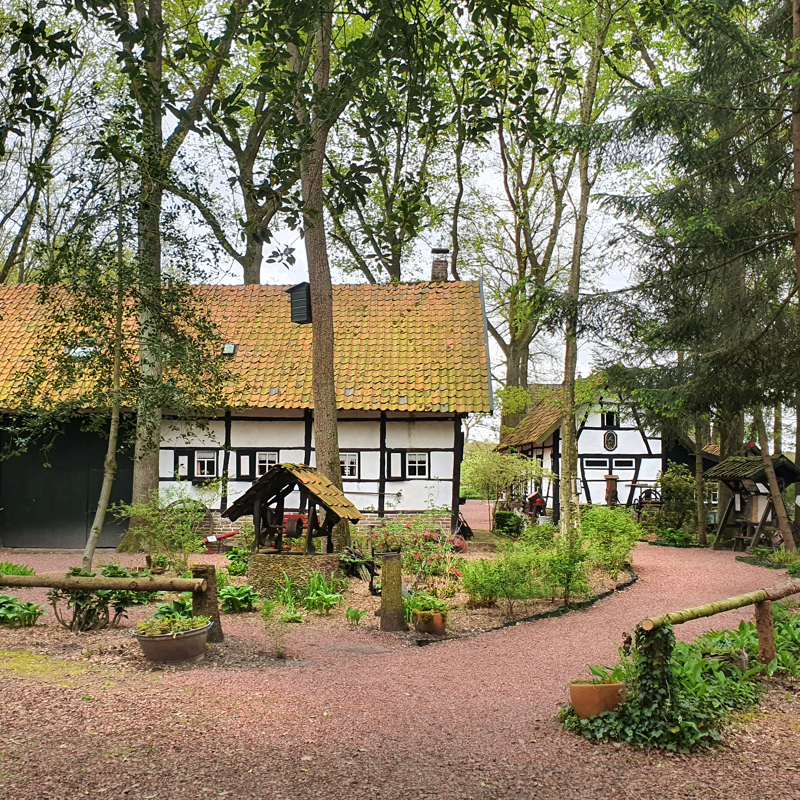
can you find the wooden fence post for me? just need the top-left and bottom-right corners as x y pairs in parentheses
(192, 564), (223, 643)
(754, 600), (776, 665)
(379, 553), (406, 632)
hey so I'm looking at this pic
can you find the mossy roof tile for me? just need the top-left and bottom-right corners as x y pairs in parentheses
(0, 281), (491, 414)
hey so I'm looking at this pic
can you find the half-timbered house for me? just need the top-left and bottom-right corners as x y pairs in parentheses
(0, 278), (492, 548)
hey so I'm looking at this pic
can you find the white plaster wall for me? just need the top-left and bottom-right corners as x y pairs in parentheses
(359, 451), (381, 479)
(280, 449), (306, 465)
(336, 421), (380, 449)
(231, 420), (305, 449)
(386, 420), (454, 450)
(159, 449), (175, 478)
(579, 428), (649, 454)
(638, 458), (662, 482)
(161, 420), (225, 447)
(158, 480), (222, 510)
(396, 479), (452, 510)
(430, 451), (454, 479)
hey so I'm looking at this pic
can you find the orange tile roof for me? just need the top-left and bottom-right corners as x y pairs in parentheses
(0, 281), (491, 414)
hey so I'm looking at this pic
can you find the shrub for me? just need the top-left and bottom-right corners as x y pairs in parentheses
(656, 462), (696, 530)
(539, 538), (589, 607)
(216, 570), (230, 591)
(461, 545), (542, 617)
(521, 523), (556, 550)
(219, 585), (260, 613)
(657, 528), (695, 547)
(115, 486), (206, 573)
(0, 594), (45, 627)
(0, 561), (34, 576)
(494, 510), (524, 538)
(47, 566), (154, 631)
(461, 558), (499, 606)
(787, 562), (800, 578)
(581, 506), (639, 574)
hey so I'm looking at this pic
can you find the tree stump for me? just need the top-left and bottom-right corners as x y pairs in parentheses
(379, 553), (406, 631)
(192, 564), (223, 643)
(754, 599), (776, 665)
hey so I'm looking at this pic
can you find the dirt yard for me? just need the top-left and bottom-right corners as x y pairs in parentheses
(0, 543), (798, 800)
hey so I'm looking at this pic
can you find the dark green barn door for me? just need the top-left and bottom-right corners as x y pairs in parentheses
(0, 421), (134, 549)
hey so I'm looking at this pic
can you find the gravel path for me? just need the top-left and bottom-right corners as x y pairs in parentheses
(1, 544), (799, 800)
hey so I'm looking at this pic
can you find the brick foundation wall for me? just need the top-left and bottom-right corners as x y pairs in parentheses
(248, 553), (340, 594)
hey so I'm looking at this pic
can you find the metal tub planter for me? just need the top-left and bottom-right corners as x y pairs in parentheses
(134, 616), (213, 664)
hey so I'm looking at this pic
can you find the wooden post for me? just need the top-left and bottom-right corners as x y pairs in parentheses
(191, 564), (223, 643)
(379, 552), (406, 631)
(754, 600), (776, 665)
(253, 496), (262, 551)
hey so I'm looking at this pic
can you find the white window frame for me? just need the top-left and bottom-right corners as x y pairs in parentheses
(256, 451), (279, 476)
(340, 452), (358, 478)
(195, 450), (217, 478)
(407, 452), (429, 478)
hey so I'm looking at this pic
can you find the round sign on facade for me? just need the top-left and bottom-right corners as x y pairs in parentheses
(604, 430), (618, 451)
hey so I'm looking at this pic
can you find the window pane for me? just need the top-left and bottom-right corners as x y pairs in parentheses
(407, 452), (428, 477)
(196, 451), (216, 477)
(340, 453), (357, 477)
(256, 452), (278, 476)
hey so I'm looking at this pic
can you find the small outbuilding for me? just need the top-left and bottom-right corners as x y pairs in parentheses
(222, 463), (362, 554)
(705, 454), (800, 550)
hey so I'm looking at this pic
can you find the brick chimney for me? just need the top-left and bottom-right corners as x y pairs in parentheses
(431, 248), (449, 281)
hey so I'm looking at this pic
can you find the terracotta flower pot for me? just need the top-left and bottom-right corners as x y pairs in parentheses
(569, 681), (627, 719)
(134, 622), (213, 664)
(412, 611), (447, 636)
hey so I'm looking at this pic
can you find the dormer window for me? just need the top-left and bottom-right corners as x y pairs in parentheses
(601, 411), (618, 429)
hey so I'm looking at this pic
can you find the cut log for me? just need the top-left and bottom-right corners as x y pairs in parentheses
(0, 574), (206, 593)
(191, 564), (223, 643)
(379, 553), (406, 632)
(754, 600), (776, 665)
(641, 578), (800, 630)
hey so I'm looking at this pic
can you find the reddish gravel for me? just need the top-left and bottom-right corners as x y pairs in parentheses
(1, 544), (800, 800)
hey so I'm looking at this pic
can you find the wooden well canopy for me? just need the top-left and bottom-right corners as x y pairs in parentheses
(222, 463), (362, 554)
(705, 454), (800, 551)
(705, 453), (800, 491)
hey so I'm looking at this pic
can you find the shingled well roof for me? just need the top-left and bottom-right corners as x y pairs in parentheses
(0, 281), (491, 414)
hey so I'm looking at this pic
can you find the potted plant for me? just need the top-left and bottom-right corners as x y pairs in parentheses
(569, 665), (627, 719)
(403, 592), (449, 636)
(134, 614), (213, 664)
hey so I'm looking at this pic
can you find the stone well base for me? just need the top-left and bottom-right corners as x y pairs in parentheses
(248, 553), (341, 594)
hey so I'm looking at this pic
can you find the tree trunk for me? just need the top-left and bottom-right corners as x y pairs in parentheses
(774, 405), (783, 453)
(716, 411), (744, 538)
(131, 180), (164, 507)
(299, 6), (348, 550)
(83, 217), (125, 570)
(559, 7), (605, 537)
(754, 407), (795, 550)
(695, 415), (708, 546)
(796, 400), (800, 524)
